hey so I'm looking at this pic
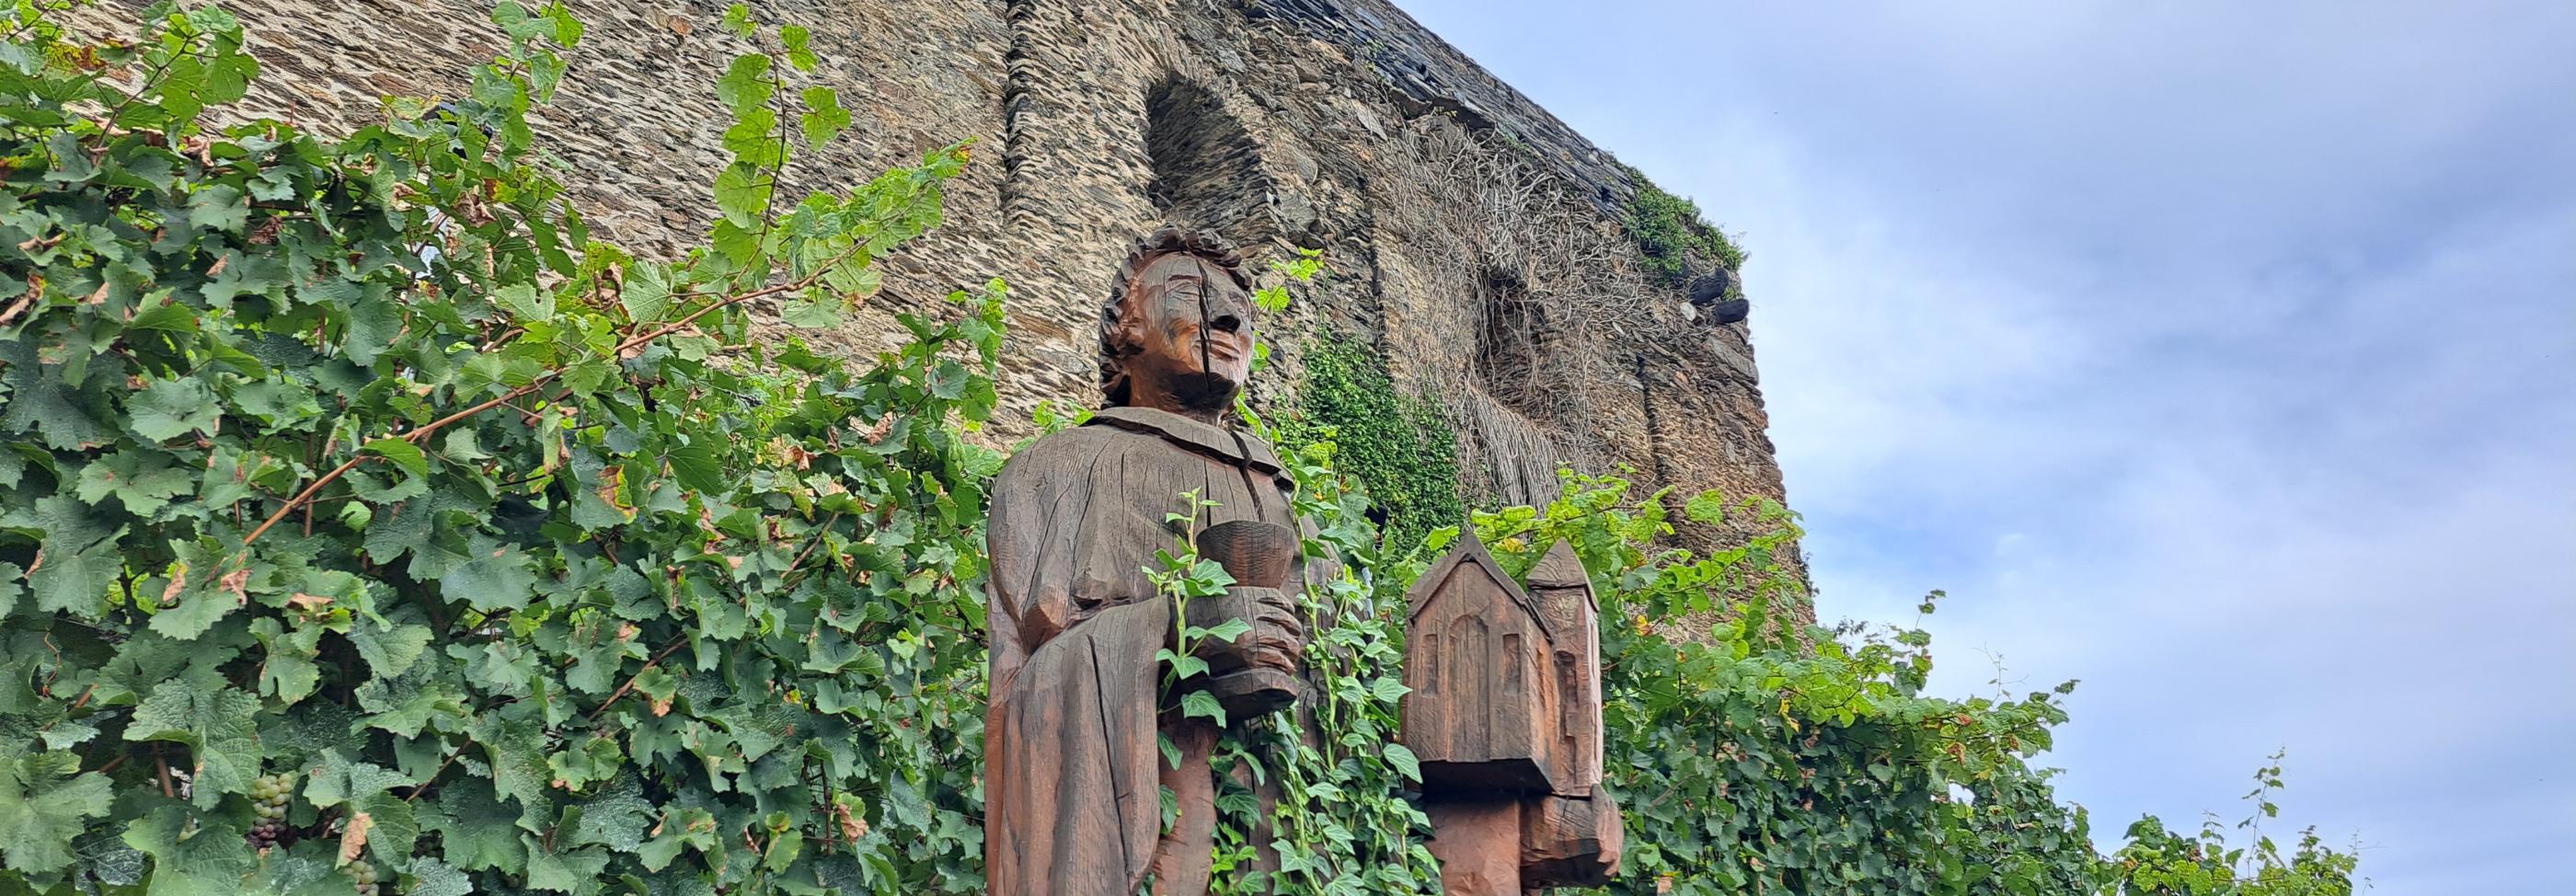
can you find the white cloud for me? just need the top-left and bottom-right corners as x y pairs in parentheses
(1396, 1), (2576, 890)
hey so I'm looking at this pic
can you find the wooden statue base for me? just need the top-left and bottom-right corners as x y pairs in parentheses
(1424, 792), (1624, 894)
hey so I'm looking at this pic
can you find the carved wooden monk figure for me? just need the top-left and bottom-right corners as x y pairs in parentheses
(983, 227), (1322, 896)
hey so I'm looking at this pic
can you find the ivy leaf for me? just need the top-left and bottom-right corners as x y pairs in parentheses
(1192, 617), (1253, 645)
(799, 85), (853, 148)
(0, 750), (113, 873)
(128, 377), (222, 442)
(1379, 742), (1421, 784)
(1180, 690), (1226, 727)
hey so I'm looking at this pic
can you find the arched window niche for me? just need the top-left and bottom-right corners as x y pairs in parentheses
(1143, 75), (1273, 244)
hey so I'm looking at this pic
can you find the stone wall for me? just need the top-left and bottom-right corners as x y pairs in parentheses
(71, 0), (1796, 601)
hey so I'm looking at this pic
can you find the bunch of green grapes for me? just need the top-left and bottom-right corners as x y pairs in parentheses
(345, 861), (380, 896)
(244, 773), (295, 848)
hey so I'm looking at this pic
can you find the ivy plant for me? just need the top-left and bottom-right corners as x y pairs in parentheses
(0, 4), (994, 895)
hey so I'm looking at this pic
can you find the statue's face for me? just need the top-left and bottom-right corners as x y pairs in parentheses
(1115, 250), (1255, 412)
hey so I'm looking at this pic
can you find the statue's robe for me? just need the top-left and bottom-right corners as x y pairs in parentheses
(983, 407), (1324, 896)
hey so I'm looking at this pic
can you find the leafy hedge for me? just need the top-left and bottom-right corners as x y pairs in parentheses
(0, 5), (2357, 896)
(0, 5), (995, 894)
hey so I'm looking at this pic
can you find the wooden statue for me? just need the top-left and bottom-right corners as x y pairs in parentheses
(983, 227), (1323, 896)
(1401, 539), (1624, 894)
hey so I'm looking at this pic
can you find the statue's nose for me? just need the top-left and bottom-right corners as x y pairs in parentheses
(1208, 312), (1244, 335)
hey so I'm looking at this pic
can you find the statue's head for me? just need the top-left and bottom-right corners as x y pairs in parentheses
(1098, 226), (1257, 417)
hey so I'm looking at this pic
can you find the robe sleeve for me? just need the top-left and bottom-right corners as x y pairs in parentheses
(985, 447), (1061, 693)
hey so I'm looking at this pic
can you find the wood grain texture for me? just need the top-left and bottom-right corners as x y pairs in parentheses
(983, 408), (1325, 895)
(1525, 540), (1604, 798)
(1402, 541), (1558, 794)
(1519, 790), (1624, 887)
(1424, 798), (1528, 896)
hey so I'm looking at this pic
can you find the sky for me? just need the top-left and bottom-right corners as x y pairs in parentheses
(1389, 1), (2576, 892)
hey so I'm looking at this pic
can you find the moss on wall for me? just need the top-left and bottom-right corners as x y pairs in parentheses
(1623, 171), (1746, 287)
(1278, 335), (1466, 557)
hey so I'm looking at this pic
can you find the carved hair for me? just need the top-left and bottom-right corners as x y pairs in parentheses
(1098, 224), (1254, 407)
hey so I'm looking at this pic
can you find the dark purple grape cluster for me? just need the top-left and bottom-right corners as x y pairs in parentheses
(244, 773), (294, 849)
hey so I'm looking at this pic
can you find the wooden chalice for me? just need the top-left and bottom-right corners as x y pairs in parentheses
(1186, 521), (1306, 717)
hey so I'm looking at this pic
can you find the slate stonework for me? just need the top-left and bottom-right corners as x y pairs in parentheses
(68, 0), (1800, 609)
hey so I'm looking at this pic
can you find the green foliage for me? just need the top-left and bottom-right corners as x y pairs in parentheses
(2107, 753), (2358, 896)
(1273, 338), (1464, 562)
(0, 5), (995, 896)
(1452, 473), (2355, 896)
(1623, 171), (1745, 288)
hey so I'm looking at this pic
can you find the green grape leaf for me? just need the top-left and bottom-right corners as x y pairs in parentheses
(439, 535), (539, 611)
(619, 260), (673, 322)
(363, 439), (431, 478)
(123, 671), (261, 808)
(404, 857), (471, 896)
(493, 282), (553, 321)
(664, 442), (726, 493)
(75, 451), (194, 516)
(127, 377), (222, 442)
(350, 618), (435, 679)
(0, 750), (113, 874)
(431, 777), (525, 873)
(187, 184), (248, 234)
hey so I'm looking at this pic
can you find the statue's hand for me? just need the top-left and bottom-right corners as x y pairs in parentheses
(1244, 586), (1306, 672)
(1182, 583), (1306, 718)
